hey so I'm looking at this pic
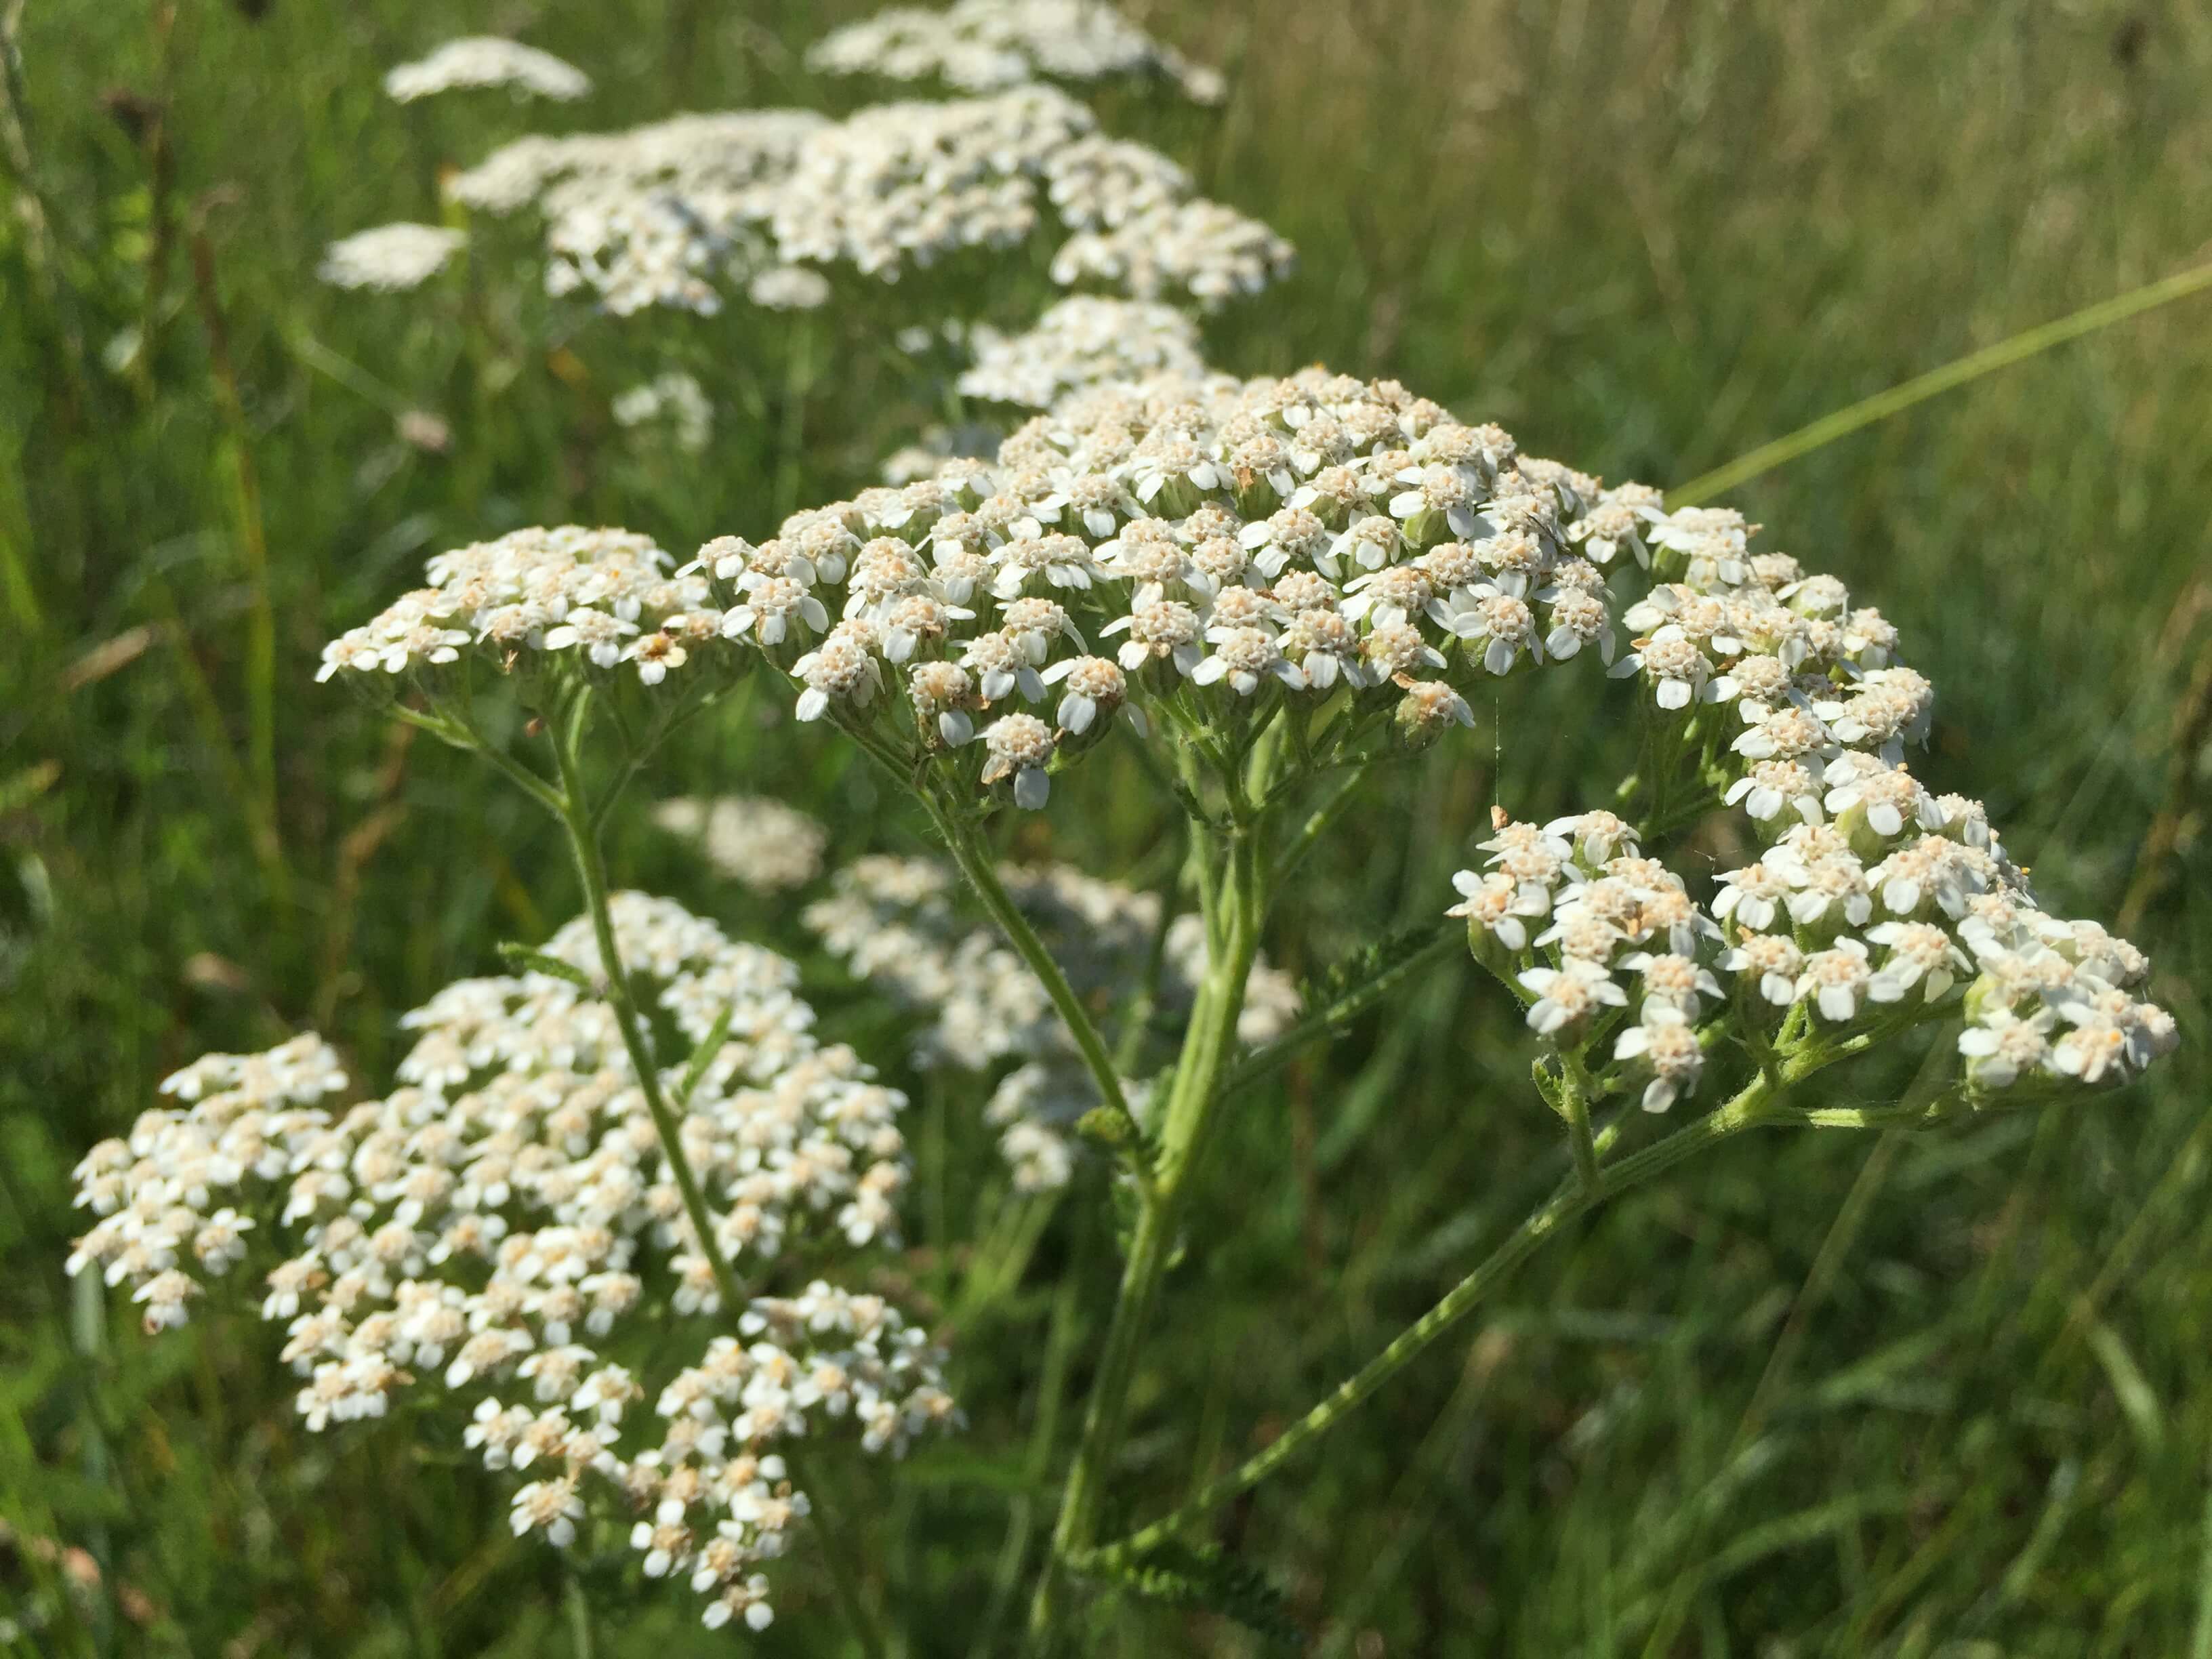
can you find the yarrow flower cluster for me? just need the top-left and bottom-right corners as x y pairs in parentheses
(1450, 804), (2175, 1112)
(317, 223), (466, 292)
(315, 525), (726, 692)
(652, 795), (830, 894)
(1048, 197), (1294, 305)
(437, 85), (1289, 315)
(68, 895), (955, 1634)
(957, 297), (1208, 409)
(807, 0), (1226, 103)
(383, 37), (592, 104)
(806, 856), (1298, 1189)
(1601, 503), (1933, 817)
(684, 368), (1629, 808)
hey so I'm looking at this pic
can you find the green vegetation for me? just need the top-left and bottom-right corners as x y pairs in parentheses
(3, 1), (2207, 1654)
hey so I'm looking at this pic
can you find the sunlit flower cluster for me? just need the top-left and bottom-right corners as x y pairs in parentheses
(383, 36), (592, 103)
(1603, 504), (1932, 813)
(439, 85), (1289, 316)
(446, 110), (830, 314)
(1451, 800), (2174, 1110)
(957, 296), (1208, 408)
(653, 795), (830, 893)
(689, 369), (1630, 808)
(808, 0), (1225, 103)
(316, 525), (722, 691)
(806, 856), (1298, 1189)
(68, 895), (954, 1633)
(318, 223), (466, 292)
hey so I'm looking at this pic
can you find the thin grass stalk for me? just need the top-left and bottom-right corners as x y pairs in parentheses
(802, 1471), (890, 1659)
(1668, 258), (2212, 506)
(1223, 929), (1458, 1097)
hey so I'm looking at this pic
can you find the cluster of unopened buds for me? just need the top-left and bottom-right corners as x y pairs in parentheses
(68, 896), (956, 1633)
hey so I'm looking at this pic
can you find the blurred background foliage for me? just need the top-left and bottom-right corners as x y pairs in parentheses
(3, 0), (2209, 1654)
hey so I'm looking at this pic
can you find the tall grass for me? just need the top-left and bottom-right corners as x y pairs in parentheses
(2, 0), (2207, 1653)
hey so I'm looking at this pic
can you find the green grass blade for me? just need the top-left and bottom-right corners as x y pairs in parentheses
(1669, 260), (2212, 506)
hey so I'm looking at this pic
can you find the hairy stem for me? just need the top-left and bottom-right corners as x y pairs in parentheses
(1086, 1075), (1786, 1561)
(1561, 1050), (1602, 1190)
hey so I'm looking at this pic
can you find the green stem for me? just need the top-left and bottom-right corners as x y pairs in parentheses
(1032, 815), (1269, 1639)
(930, 804), (1149, 1168)
(563, 1575), (596, 1659)
(1561, 1050), (1602, 1191)
(1266, 762), (1372, 901)
(396, 705), (567, 818)
(1668, 258), (2212, 506)
(546, 712), (744, 1315)
(1086, 1074), (1786, 1561)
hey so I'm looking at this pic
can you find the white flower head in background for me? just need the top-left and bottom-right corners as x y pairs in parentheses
(806, 857), (1299, 1189)
(653, 796), (829, 892)
(317, 224), (466, 292)
(808, 0), (1225, 103)
(611, 371), (714, 455)
(434, 86), (1290, 317)
(385, 37), (592, 104)
(958, 297), (1208, 408)
(745, 265), (833, 311)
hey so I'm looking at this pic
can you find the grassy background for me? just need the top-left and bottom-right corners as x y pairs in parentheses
(3, 0), (2210, 1653)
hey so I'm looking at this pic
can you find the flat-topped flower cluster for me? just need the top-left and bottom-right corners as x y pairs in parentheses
(806, 856), (1299, 1189)
(317, 223), (468, 292)
(807, 0), (1226, 102)
(383, 36), (592, 104)
(1603, 505), (1932, 813)
(315, 524), (722, 691)
(653, 794), (831, 895)
(435, 85), (1289, 315)
(1452, 804), (2175, 1112)
(694, 369), (1637, 806)
(68, 894), (954, 1633)
(316, 369), (1652, 808)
